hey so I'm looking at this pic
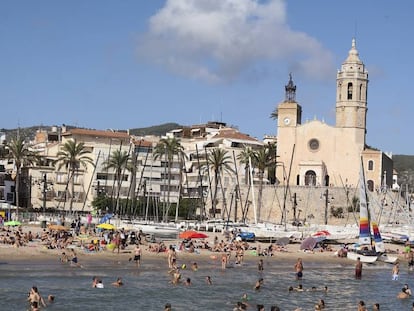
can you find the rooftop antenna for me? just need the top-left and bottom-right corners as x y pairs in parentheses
(354, 19), (358, 41)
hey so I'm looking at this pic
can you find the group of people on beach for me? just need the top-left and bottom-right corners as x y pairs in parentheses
(9, 219), (414, 310)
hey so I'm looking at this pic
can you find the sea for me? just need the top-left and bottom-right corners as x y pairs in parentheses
(0, 256), (413, 311)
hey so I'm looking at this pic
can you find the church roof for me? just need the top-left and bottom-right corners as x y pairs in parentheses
(345, 38), (362, 63)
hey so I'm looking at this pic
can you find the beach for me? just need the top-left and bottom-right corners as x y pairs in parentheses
(0, 225), (411, 310)
(0, 225), (365, 265)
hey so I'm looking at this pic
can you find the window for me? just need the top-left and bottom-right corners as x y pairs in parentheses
(367, 180), (374, 192)
(55, 173), (66, 184)
(56, 191), (67, 201)
(308, 139), (320, 151)
(97, 173), (108, 180)
(347, 83), (353, 100)
(368, 160), (374, 171)
(305, 171), (316, 186)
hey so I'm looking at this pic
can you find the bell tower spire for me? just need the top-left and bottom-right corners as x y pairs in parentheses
(335, 39), (368, 144)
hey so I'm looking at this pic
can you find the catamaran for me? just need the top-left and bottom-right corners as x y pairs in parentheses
(347, 160), (397, 263)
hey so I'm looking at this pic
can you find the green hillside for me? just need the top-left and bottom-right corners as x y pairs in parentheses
(0, 123), (181, 140)
(393, 155), (414, 192)
(128, 123), (181, 136)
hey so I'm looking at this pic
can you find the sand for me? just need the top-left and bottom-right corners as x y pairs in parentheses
(0, 225), (407, 267)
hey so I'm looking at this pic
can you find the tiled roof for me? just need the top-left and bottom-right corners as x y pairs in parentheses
(213, 128), (259, 142)
(132, 138), (153, 147)
(62, 128), (130, 139)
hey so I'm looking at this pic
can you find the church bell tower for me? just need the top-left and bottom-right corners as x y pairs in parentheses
(335, 39), (368, 140)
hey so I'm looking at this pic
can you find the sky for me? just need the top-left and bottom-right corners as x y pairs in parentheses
(1, 0), (413, 154)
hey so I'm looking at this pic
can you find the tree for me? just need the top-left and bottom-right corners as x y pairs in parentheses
(153, 137), (186, 221)
(270, 108), (278, 120)
(237, 147), (254, 185)
(205, 148), (234, 218)
(103, 149), (131, 215)
(54, 140), (94, 214)
(5, 135), (38, 219)
(251, 144), (277, 222)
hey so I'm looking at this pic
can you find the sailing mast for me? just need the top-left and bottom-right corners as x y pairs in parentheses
(358, 158), (372, 247)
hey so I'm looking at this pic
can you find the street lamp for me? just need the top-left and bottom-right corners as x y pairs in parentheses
(42, 173), (47, 216)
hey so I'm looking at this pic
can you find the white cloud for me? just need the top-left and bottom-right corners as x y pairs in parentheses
(137, 0), (335, 83)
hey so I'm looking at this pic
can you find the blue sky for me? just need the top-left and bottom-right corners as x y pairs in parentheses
(1, 1), (413, 154)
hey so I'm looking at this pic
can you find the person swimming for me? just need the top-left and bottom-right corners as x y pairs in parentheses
(398, 284), (412, 298)
(111, 277), (124, 287)
(254, 278), (264, 290)
(205, 276), (212, 285)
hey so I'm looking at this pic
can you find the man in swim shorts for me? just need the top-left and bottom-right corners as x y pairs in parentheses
(133, 244), (142, 267)
(294, 258), (303, 280)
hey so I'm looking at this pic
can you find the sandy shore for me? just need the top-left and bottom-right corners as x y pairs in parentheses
(0, 225), (407, 267)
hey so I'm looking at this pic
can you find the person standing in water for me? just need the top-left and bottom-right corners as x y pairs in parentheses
(355, 257), (362, 279)
(133, 244), (142, 267)
(294, 258), (304, 280)
(392, 262), (400, 281)
(258, 259), (264, 273)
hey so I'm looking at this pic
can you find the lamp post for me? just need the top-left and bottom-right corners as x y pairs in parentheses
(324, 188), (329, 225)
(42, 173), (47, 216)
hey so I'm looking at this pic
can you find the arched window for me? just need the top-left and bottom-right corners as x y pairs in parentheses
(305, 170), (316, 186)
(367, 180), (374, 192)
(296, 175), (300, 186)
(338, 82), (342, 100)
(359, 84), (363, 100)
(368, 160), (374, 171)
(347, 82), (353, 100)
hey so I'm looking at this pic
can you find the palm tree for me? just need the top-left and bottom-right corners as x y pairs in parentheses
(103, 149), (131, 215)
(237, 147), (254, 185)
(251, 143), (277, 222)
(205, 148), (234, 218)
(54, 140), (94, 214)
(153, 137), (186, 221)
(5, 135), (38, 219)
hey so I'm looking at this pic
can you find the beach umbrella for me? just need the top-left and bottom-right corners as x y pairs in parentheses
(48, 224), (69, 231)
(99, 213), (114, 224)
(97, 223), (116, 230)
(300, 236), (317, 251)
(4, 220), (21, 226)
(179, 230), (208, 239)
(275, 237), (290, 246)
(312, 230), (331, 237)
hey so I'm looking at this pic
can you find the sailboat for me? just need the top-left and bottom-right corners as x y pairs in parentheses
(347, 160), (393, 263)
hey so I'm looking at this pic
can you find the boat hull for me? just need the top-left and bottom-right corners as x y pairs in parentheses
(377, 253), (398, 264)
(346, 250), (378, 263)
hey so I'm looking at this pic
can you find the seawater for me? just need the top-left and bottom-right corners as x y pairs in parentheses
(0, 257), (412, 310)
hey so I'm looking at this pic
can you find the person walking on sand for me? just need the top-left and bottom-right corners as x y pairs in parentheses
(392, 262), (400, 281)
(113, 232), (121, 254)
(294, 258), (304, 280)
(355, 257), (362, 279)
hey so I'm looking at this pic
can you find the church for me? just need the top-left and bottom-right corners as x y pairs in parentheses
(275, 39), (392, 191)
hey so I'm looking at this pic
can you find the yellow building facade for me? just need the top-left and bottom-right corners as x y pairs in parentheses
(276, 39), (392, 190)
